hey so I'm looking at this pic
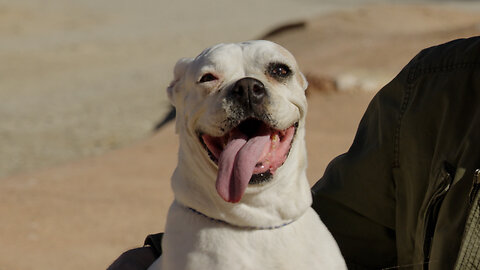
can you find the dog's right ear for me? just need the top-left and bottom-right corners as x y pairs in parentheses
(298, 71), (309, 91)
(167, 57), (193, 106)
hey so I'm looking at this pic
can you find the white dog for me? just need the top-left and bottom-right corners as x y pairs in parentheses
(148, 40), (346, 270)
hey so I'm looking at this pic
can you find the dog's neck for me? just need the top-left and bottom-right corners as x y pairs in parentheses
(183, 204), (297, 230)
(170, 124), (312, 228)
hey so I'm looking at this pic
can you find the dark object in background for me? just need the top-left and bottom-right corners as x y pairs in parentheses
(154, 106), (176, 131)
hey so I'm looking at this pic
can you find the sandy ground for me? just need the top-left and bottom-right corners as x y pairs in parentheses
(1, 1), (480, 270)
(0, 0), (348, 178)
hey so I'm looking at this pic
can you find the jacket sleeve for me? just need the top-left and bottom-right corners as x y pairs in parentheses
(311, 64), (411, 268)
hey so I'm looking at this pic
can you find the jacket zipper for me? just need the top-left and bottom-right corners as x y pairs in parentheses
(423, 171), (452, 269)
(421, 169), (480, 268)
(469, 169), (480, 204)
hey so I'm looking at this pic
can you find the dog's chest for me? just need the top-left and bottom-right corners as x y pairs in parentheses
(150, 204), (346, 270)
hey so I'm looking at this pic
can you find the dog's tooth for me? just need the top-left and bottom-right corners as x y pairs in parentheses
(272, 134), (279, 142)
(272, 137), (279, 150)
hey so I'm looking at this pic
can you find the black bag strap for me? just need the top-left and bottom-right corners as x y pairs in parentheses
(144, 233), (163, 258)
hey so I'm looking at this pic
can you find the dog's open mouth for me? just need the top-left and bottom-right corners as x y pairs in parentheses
(200, 118), (297, 203)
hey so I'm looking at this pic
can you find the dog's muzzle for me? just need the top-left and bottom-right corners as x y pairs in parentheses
(198, 77), (298, 204)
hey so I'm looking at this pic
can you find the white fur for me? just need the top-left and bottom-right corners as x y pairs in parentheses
(149, 40), (346, 270)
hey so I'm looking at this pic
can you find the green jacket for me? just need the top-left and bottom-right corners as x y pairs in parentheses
(312, 36), (480, 269)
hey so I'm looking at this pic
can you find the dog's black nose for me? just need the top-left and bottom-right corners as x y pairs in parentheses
(232, 77), (266, 106)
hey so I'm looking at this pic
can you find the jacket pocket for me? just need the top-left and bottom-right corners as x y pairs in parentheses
(422, 162), (455, 268)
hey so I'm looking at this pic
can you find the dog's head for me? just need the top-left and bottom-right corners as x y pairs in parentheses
(168, 41), (311, 227)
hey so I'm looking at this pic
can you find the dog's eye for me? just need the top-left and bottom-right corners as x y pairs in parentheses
(199, 73), (218, 83)
(268, 63), (292, 79)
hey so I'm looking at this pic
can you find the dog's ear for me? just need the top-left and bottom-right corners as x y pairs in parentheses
(167, 57), (193, 106)
(297, 71), (308, 91)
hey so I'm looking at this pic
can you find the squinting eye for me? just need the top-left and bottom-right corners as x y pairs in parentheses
(268, 63), (292, 79)
(199, 73), (218, 83)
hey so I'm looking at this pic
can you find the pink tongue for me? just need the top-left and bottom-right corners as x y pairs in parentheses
(216, 130), (270, 203)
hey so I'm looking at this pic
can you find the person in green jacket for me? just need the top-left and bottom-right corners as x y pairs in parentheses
(108, 36), (480, 270)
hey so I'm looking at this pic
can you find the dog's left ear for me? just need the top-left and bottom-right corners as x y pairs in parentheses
(298, 71), (308, 91)
(167, 57), (193, 106)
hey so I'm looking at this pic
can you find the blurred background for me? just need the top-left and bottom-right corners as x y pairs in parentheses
(0, 0), (338, 178)
(1, 0), (479, 269)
